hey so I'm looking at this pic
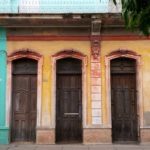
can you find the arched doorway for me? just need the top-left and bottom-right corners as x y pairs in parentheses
(11, 58), (37, 142)
(56, 58), (83, 143)
(110, 57), (138, 143)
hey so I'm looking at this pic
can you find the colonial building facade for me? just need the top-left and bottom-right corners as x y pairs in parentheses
(0, 0), (150, 144)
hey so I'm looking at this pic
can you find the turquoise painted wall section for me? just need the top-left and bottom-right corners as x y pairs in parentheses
(39, 0), (109, 13)
(0, 127), (9, 144)
(12, 0), (19, 13)
(0, 0), (19, 13)
(0, 0), (111, 13)
(0, 0), (11, 13)
(0, 27), (6, 127)
(0, 27), (9, 144)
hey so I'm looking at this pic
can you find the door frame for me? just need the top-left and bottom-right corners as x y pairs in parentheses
(51, 50), (87, 131)
(105, 50), (143, 140)
(6, 50), (43, 141)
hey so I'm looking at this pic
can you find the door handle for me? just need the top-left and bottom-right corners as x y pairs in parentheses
(64, 113), (79, 116)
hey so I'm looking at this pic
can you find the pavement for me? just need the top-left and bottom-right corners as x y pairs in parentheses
(0, 144), (150, 150)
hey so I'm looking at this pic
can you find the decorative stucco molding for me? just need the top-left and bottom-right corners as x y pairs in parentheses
(90, 19), (102, 125)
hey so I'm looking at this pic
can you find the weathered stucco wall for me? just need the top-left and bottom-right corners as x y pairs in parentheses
(7, 41), (92, 127)
(101, 40), (150, 127)
(7, 39), (150, 128)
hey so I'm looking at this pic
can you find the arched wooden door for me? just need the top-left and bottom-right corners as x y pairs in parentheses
(11, 58), (37, 142)
(56, 58), (82, 143)
(111, 58), (138, 143)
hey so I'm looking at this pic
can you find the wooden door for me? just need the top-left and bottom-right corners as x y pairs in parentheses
(11, 58), (37, 142)
(111, 58), (138, 143)
(56, 58), (82, 143)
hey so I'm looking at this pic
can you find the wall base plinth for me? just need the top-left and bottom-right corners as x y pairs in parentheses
(0, 127), (9, 144)
(140, 128), (150, 143)
(36, 128), (55, 144)
(83, 128), (111, 144)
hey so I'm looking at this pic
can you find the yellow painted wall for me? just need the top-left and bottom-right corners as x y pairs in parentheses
(7, 41), (92, 127)
(7, 40), (150, 127)
(101, 40), (150, 126)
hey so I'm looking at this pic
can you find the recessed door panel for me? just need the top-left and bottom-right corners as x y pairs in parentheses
(11, 58), (37, 142)
(111, 58), (138, 143)
(56, 58), (82, 143)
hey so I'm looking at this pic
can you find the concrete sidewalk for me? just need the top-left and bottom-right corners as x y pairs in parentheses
(0, 144), (150, 150)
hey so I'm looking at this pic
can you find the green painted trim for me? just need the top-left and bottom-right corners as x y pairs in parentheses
(0, 27), (8, 144)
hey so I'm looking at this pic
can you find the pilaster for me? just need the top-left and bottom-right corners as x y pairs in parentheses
(90, 19), (102, 125)
(0, 27), (9, 144)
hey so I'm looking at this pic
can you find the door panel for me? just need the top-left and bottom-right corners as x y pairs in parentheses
(56, 58), (82, 143)
(11, 59), (37, 142)
(111, 58), (138, 142)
